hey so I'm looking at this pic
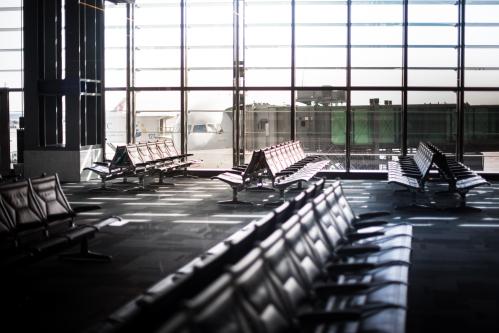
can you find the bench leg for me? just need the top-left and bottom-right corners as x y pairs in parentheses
(264, 188), (286, 207)
(149, 173), (175, 187)
(217, 188), (252, 205)
(59, 239), (112, 262)
(246, 186), (275, 192)
(174, 168), (198, 179)
(439, 192), (482, 213)
(126, 175), (157, 193)
(246, 179), (275, 192)
(459, 192), (478, 209)
(395, 190), (439, 211)
(89, 177), (121, 192)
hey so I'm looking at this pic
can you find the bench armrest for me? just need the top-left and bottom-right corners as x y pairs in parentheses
(347, 231), (385, 241)
(72, 205), (102, 214)
(326, 262), (377, 273)
(356, 211), (390, 221)
(337, 244), (381, 256)
(298, 310), (361, 324)
(353, 220), (389, 228)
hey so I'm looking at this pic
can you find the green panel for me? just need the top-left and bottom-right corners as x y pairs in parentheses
(353, 109), (370, 145)
(377, 111), (395, 144)
(331, 109), (346, 145)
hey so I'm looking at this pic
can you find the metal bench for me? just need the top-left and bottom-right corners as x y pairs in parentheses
(427, 142), (490, 211)
(84, 140), (202, 191)
(0, 174), (118, 267)
(211, 150), (266, 204)
(387, 142), (436, 192)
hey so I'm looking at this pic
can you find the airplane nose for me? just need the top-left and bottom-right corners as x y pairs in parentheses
(188, 134), (211, 149)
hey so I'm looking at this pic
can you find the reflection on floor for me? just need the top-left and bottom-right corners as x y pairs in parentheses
(1, 178), (499, 332)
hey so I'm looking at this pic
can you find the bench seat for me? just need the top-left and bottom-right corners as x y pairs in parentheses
(0, 174), (117, 267)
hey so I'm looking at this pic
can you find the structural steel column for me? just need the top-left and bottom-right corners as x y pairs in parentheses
(65, 0), (82, 151)
(0, 90), (10, 175)
(23, 0), (40, 151)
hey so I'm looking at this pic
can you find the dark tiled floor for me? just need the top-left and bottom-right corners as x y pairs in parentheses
(1, 178), (499, 332)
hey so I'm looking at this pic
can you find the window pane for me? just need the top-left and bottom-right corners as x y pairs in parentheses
(351, 1), (402, 86)
(408, 1), (458, 87)
(186, 1), (233, 86)
(465, 2), (499, 87)
(407, 91), (456, 154)
(350, 91), (402, 171)
(187, 91), (233, 168)
(133, 91), (181, 160)
(245, 1), (291, 86)
(0, 5), (22, 89)
(296, 89), (347, 170)
(0, 1), (23, 164)
(105, 3), (127, 88)
(464, 92), (499, 172)
(295, 0), (347, 87)
(105, 91), (127, 159)
(351, 69), (401, 86)
(245, 91), (291, 155)
(134, 1), (180, 87)
(296, 69), (346, 87)
(0, 31), (22, 49)
(9, 91), (22, 164)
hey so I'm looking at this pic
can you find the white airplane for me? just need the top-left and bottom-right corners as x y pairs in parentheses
(105, 98), (233, 151)
(183, 110), (233, 150)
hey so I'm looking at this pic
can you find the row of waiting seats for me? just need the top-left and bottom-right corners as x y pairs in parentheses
(90, 179), (412, 333)
(0, 174), (118, 268)
(426, 142), (490, 207)
(213, 141), (329, 204)
(388, 141), (489, 209)
(84, 139), (201, 192)
(388, 142), (435, 192)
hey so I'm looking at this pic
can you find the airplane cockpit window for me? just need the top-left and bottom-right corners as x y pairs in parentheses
(189, 124), (223, 134)
(188, 125), (193, 134)
(192, 124), (208, 133)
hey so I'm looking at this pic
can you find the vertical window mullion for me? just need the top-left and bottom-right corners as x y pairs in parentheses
(291, 0), (296, 141)
(180, 0), (187, 155)
(346, 0), (352, 172)
(402, 0), (408, 156)
(457, 0), (466, 161)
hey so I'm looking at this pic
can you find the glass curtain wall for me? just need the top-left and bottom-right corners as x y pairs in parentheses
(102, 0), (499, 172)
(186, 0), (233, 168)
(104, 2), (128, 159)
(463, 1), (499, 172)
(350, 0), (403, 170)
(0, 1), (23, 165)
(407, 0), (458, 155)
(3, 1), (499, 172)
(134, 1), (180, 87)
(244, 0), (292, 162)
(134, 1), (181, 155)
(407, 91), (457, 154)
(295, 0), (347, 170)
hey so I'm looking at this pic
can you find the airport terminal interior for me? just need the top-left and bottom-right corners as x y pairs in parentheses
(1, 1), (499, 332)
